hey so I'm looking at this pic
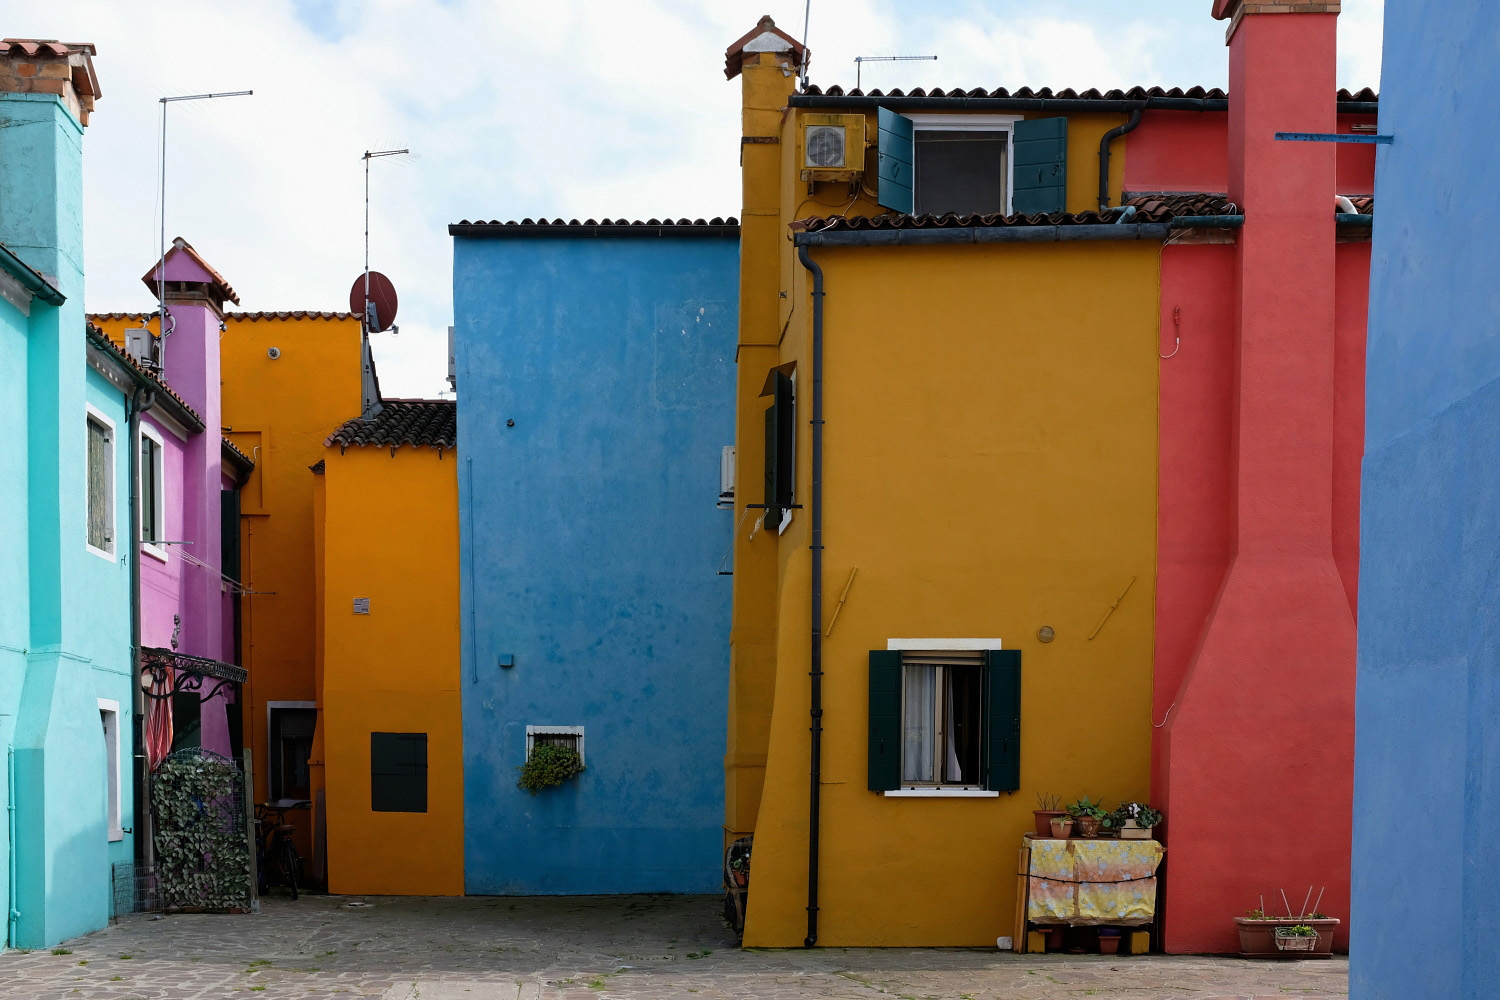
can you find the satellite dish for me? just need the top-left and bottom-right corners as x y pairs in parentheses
(349, 271), (399, 333)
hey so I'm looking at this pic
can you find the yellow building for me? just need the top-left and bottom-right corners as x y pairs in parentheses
(91, 309), (363, 875)
(315, 399), (463, 895)
(724, 20), (1160, 947)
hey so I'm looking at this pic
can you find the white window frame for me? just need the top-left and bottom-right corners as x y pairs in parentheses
(85, 403), (117, 561)
(98, 698), (123, 841)
(905, 113), (1022, 218)
(526, 725), (585, 766)
(883, 638), (1004, 799)
(138, 422), (169, 563)
(266, 701), (317, 805)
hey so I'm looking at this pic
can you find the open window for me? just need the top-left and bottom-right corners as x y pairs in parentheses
(868, 647), (1020, 794)
(878, 109), (1068, 217)
(268, 703), (317, 802)
(762, 367), (795, 533)
(139, 423), (167, 562)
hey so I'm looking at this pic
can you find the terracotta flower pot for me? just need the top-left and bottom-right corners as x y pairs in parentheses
(1034, 810), (1066, 837)
(1075, 815), (1102, 838)
(1049, 818), (1073, 839)
(1098, 928), (1121, 955)
(1045, 926), (1065, 951)
(1234, 917), (1340, 958)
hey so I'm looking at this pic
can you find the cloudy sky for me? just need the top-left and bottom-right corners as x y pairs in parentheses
(21, 1), (1384, 398)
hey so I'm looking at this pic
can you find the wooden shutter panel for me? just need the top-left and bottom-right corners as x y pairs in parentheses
(1011, 117), (1068, 215)
(985, 649), (1021, 791)
(221, 489), (241, 583)
(868, 650), (902, 791)
(877, 108), (915, 215)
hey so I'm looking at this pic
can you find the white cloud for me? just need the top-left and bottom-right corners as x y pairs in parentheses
(17, 0), (1381, 398)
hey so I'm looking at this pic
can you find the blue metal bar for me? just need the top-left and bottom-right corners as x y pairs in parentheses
(1275, 131), (1393, 144)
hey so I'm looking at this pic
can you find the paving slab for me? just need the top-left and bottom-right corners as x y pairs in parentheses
(0, 894), (1348, 1000)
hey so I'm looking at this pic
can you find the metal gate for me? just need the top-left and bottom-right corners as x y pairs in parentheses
(150, 748), (253, 912)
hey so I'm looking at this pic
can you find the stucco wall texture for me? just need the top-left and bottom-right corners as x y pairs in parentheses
(1353, 2), (1500, 997)
(453, 236), (737, 895)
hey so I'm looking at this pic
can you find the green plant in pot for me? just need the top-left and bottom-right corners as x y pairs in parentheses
(1067, 796), (1108, 838)
(516, 743), (585, 794)
(1111, 801), (1163, 840)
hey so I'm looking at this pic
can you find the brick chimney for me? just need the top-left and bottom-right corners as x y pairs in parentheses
(1158, 1), (1354, 953)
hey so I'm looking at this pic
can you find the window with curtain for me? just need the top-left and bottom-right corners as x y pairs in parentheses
(140, 430), (163, 544)
(900, 650), (985, 786)
(86, 413), (114, 554)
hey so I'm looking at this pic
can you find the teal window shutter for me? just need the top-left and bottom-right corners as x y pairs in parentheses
(984, 649), (1021, 791)
(1011, 117), (1068, 215)
(877, 108), (914, 215)
(868, 650), (902, 790)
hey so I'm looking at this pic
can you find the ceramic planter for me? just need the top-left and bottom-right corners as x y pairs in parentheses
(1075, 814), (1102, 838)
(1034, 810), (1066, 837)
(1234, 917), (1340, 958)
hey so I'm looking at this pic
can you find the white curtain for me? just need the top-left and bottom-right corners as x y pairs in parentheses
(943, 680), (963, 783)
(902, 665), (935, 783)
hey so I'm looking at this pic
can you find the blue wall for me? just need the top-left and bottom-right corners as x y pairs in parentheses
(453, 235), (736, 894)
(1, 89), (133, 949)
(1352, 3), (1500, 997)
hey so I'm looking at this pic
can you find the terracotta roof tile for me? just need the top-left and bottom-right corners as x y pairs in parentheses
(449, 217), (738, 238)
(1, 38), (95, 57)
(222, 436), (254, 473)
(724, 15), (807, 80)
(796, 84), (1377, 103)
(326, 399), (455, 450)
(85, 322), (203, 429)
(141, 237), (241, 306)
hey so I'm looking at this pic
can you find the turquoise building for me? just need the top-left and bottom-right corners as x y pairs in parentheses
(0, 40), (132, 949)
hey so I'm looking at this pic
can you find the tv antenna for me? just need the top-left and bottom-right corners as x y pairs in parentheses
(361, 149), (409, 335)
(854, 55), (937, 90)
(156, 90), (252, 373)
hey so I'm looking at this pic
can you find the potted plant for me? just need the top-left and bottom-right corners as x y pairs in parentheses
(729, 853), (750, 886)
(1033, 793), (1067, 838)
(1112, 802), (1163, 840)
(1097, 927), (1122, 955)
(516, 743), (585, 794)
(1273, 924), (1319, 953)
(1234, 890), (1340, 958)
(1067, 796), (1108, 838)
(1049, 814), (1074, 839)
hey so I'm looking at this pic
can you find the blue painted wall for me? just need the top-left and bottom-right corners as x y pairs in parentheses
(1352, 3), (1500, 997)
(1, 89), (133, 949)
(453, 234), (737, 894)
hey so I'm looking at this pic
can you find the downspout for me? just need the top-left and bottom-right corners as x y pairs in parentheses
(7, 741), (17, 945)
(795, 245), (825, 947)
(127, 386), (157, 868)
(1098, 106), (1143, 213)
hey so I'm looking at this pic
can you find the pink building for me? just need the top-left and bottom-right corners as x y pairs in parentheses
(132, 239), (253, 765)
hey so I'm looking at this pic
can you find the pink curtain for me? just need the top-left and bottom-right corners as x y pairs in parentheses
(146, 665), (175, 769)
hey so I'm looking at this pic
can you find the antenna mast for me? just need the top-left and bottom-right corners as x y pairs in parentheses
(853, 55), (937, 90)
(362, 149), (409, 335)
(156, 90), (252, 375)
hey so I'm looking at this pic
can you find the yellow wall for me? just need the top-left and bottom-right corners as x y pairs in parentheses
(729, 79), (1158, 945)
(318, 443), (463, 895)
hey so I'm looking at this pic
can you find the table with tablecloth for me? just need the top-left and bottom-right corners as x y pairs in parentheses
(1011, 835), (1165, 952)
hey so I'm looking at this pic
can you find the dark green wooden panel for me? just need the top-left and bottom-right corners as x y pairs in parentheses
(877, 107), (915, 215)
(869, 649), (903, 790)
(984, 649), (1021, 791)
(1011, 117), (1068, 215)
(371, 732), (429, 813)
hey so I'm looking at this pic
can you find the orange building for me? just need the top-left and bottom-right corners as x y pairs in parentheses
(315, 399), (463, 894)
(90, 309), (363, 876)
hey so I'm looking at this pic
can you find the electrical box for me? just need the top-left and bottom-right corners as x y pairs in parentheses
(124, 327), (155, 367)
(800, 113), (866, 182)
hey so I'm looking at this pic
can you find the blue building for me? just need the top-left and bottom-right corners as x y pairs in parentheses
(451, 217), (738, 894)
(1352, 3), (1500, 996)
(0, 41), (134, 948)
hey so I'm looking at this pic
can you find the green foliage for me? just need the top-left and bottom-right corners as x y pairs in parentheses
(151, 750), (251, 911)
(1066, 795), (1108, 819)
(516, 744), (585, 794)
(1276, 924), (1318, 938)
(1111, 801), (1163, 829)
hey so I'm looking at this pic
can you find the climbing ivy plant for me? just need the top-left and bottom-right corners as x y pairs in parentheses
(151, 749), (252, 911)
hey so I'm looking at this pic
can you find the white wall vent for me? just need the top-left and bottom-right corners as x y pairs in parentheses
(353, 597), (370, 614)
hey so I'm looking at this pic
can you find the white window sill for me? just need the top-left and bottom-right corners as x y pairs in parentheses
(141, 543), (169, 564)
(107, 827), (124, 843)
(86, 543), (116, 562)
(883, 788), (999, 798)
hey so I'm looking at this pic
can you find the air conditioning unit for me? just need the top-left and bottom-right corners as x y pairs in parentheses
(124, 327), (156, 368)
(801, 113), (866, 182)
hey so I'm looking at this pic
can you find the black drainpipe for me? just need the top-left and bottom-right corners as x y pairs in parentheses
(126, 384), (156, 867)
(795, 245), (825, 948)
(1098, 106), (1144, 213)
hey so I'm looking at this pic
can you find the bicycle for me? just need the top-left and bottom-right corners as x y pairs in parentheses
(255, 800), (309, 899)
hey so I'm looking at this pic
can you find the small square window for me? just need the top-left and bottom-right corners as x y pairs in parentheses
(525, 726), (585, 765)
(371, 732), (427, 813)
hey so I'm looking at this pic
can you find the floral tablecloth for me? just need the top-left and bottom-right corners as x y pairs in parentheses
(1026, 837), (1164, 926)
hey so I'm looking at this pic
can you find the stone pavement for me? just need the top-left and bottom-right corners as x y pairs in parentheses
(0, 894), (1348, 1000)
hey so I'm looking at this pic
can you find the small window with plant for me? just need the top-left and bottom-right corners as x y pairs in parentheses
(518, 726), (585, 794)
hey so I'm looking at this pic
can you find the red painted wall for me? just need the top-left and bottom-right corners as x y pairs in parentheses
(1153, 10), (1359, 954)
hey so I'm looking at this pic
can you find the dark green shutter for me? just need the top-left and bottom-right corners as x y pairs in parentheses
(221, 489), (241, 583)
(371, 732), (429, 813)
(763, 371), (794, 525)
(868, 650), (902, 790)
(877, 107), (915, 215)
(1011, 117), (1068, 215)
(985, 649), (1021, 791)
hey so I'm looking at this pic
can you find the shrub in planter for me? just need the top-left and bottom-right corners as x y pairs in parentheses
(1235, 908), (1340, 958)
(1111, 802), (1163, 840)
(516, 744), (584, 794)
